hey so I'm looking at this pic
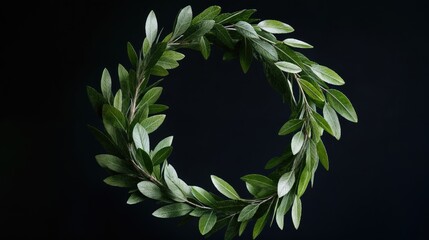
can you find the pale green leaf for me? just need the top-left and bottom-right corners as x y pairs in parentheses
(211, 175), (240, 200)
(291, 131), (305, 155)
(323, 103), (341, 139)
(253, 206), (269, 239)
(156, 56), (179, 70)
(199, 211), (217, 235)
(101, 68), (112, 103)
(154, 136), (174, 152)
(127, 192), (144, 205)
(258, 20), (294, 34)
(277, 171), (295, 197)
(113, 90), (122, 111)
(297, 166), (311, 197)
(299, 79), (325, 102)
(251, 39), (278, 61)
(172, 6), (193, 40)
(275, 61), (302, 73)
(276, 193), (294, 230)
(140, 114), (166, 133)
(150, 65), (169, 77)
(145, 10), (158, 46)
(310, 64), (345, 86)
(235, 21), (259, 39)
(142, 87), (162, 105)
(291, 196), (302, 229)
(191, 186), (217, 207)
(149, 104), (169, 114)
(239, 220), (248, 236)
(162, 50), (185, 61)
(238, 204), (259, 222)
(278, 119), (303, 136)
(326, 89), (358, 122)
(132, 123), (150, 152)
(283, 38), (313, 48)
(137, 181), (163, 200)
(152, 203), (193, 218)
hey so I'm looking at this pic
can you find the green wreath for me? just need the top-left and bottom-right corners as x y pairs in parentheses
(87, 5), (357, 239)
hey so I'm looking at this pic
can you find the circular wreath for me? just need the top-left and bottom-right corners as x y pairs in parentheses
(87, 5), (357, 239)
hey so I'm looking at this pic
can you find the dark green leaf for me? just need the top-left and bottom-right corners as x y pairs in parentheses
(142, 87), (162, 105)
(192, 5), (221, 24)
(326, 89), (358, 122)
(246, 182), (273, 198)
(215, 9), (256, 24)
(199, 211), (217, 235)
(225, 216), (240, 240)
(87, 86), (106, 115)
(277, 171), (295, 197)
(150, 65), (169, 77)
(172, 6), (193, 40)
(104, 174), (138, 188)
(276, 193), (294, 230)
(102, 105), (127, 130)
(117, 64), (129, 97)
(127, 42), (138, 67)
(297, 166), (311, 197)
(95, 154), (133, 174)
(190, 208), (208, 217)
(275, 61), (302, 73)
(127, 192), (144, 205)
(238, 204), (259, 222)
(154, 136), (174, 152)
(212, 24), (234, 49)
(152, 203), (193, 218)
(136, 148), (153, 173)
(312, 111), (334, 137)
(278, 119), (303, 136)
(149, 104), (169, 114)
(137, 181), (163, 200)
(310, 64), (345, 86)
(235, 21), (259, 39)
(88, 125), (120, 156)
(241, 174), (275, 190)
(291, 131), (305, 155)
(253, 206), (270, 239)
(251, 39), (278, 61)
(317, 140), (329, 171)
(211, 175), (240, 200)
(323, 103), (341, 139)
(140, 114), (166, 133)
(264, 150), (293, 170)
(143, 38), (150, 56)
(199, 36), (211, 60)
(258, 20), (294, 34)
(299, 79), (325, 102)
(101, 68), (112, 103)
(291, 196), (302, 229)
(152, 146), (172, 166)
(283, 38), (313, 48)
(191, 186), (217, 207)
(183, 20), (215, 41)
(145, 10), (158, 46)
(145, 42), (167, 72)
(132, 123), (150, 152)
(239, 38), (253, 73)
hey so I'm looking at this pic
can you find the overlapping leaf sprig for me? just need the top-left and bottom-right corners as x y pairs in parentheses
(87, 5), (357, 239)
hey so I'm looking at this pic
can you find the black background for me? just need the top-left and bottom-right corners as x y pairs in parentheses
(2, 0), (429, 239)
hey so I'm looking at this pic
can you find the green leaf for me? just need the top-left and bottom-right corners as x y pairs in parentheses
(136, 148), (153, 174)
(140, 114), (166, 133)
(145, 10), (158, 46)
(101, 68), (112, 103)
(183, 20), (215, 41)
(291, 131), (305, 155)
(212, 23), (234, 49)
(132, 123), (150, 152)
(156, 56), (179, 70)
(95, 154), (133, 174)
(191, 186), (217, 207)
(199, 36), (211, 60)
(142, 87), (162, 105)
(253, 206), (270, 239)
(113, 90), (122, 111)
(278, 119), (303, 136)
(265, 150), (293, 170)
(137, 181), (163, 200)
(88, 125), (120, 156)
(149, 104), (169, 114)
(150, 65), (169, 77)
(312, 111), (334, 137)
(297, 166), (311, 197)
(152, 146), (172, 166)
(291, 196), (302, 229)
(162, 50), (185, 61)
(283, 38), (313, 48)
(225, 216), (240, 240)
(241, 174), (275, 190)
(239, 220), (248, 236)
(215, 9), (256, 25)
(172, 6), (193, 40)
(102, 105), (127, 130)
(251, 39), (278, 61)
(127, 42), (138, 67)
(323, 103), (341, 139)
(317, 140), (329, 171)
(145, 42), (167, 71)
(235, 21), (259, 39)
(211, 175), (240, 200)
(104, 174), (138, 188)
(276, 193), (294, 230)
(154, 136), (174, 152)
(143, 38), (150, 56)
(275, 61), (302, 73)
(127, 192), (144, 205)
(118, 64), (129, 97)
(199, 211), (217, 235)
(190, 208), (208, 217)
(239, 38), (253, 73)
(192, 5), (221, 24)
(258, 20), (294, 34)
(238, 204), (259, 222)
(326, 89), (358, 122)
(87, 86), (106, 115)
(246, 182), (273, 198)
(310, 64), (345, 86)
(277, 171), (295, 197)
(152, 203), (193, 218)
(164, 164), (187, 201)
(299, 79), (325, 102)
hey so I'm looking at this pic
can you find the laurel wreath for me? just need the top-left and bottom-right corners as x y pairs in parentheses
(87, 5), (357, 239)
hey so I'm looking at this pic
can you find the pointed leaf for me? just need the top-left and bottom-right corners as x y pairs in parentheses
(199, 36), (211, 60)
(142, 87), (162, 105)
(326, 89), (358, 122)
(104, 174), (138, 188)
(127, 42), (138, 67)
(145, 10), (158, 46)
(238, 204), (259, 222)
(95, 154), (133, 174)
(102, 105), (126, 130)
(149, 104), (169, 114)
(292, 196), (302, 229)
(113, 90), (122, 111)
(87, 86), (106, 115)
(278, 119), (303, 135)
(239, 220), (248, 236)
(183, 20), (215, 41)
(277, 171), (295, 197)
(172, 6), (193, 40)
(213, 23), (234, 49)
(191, 186), (217, 207)
(317, 140), (329, 171)
(235, 21), (259, 39)
(239, 38), (253, 73)
(276, 193), (294, 230)
(283, 38), (313, 48)
(137, 181), (163, 200)
(132, 123), (150, 152)
(258, 20), (294, 34)
(136, 148), (153, 173)
(141, 114), (166, 133)
(241, 174), (275, 190)
(291, 131), (305, 155)
(162, 50), (185, 61)
(192, 5), (221, 24)
(323, 103), (341, 139)
(297, 166), (311, 197)
(211, 175), (240, 200)
(154, 136), (174, 152)
(251, 39), (278, 61)
(312, 111), (334, 137)
(253, 206), (270, 239)
(275, 61), (302, 73)
(152, 146), (172, 166)
(225, 216), (240, 240)
(127, 192), (144, 205)
(199, 211), (217, 235)
(101, 68), (112, 102)
(310, 64), (345, 86)
(118, 64), (129, 97)
(299, 79), (325, 102)
(152, 203), (193, 218)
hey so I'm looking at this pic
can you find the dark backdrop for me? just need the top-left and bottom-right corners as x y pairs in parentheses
(2, 0), (428, 239)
